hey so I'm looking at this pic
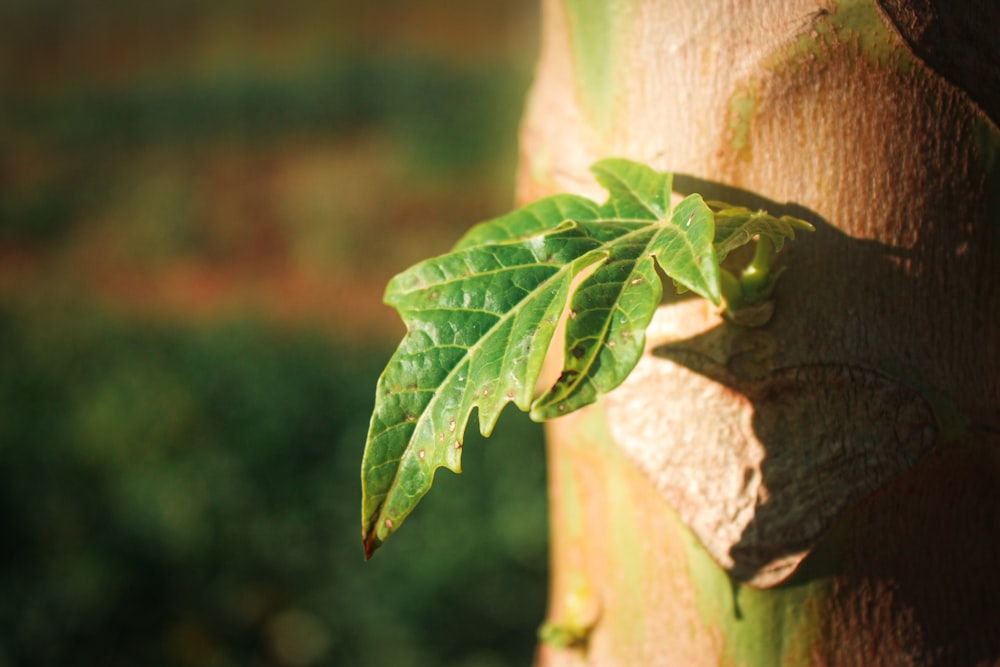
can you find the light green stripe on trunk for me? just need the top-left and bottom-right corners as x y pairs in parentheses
(563, 0), (636, 133)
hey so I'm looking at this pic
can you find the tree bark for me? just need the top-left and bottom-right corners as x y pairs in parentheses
(519, 0), (1000, 664)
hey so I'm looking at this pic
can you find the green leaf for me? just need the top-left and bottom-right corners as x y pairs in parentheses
(529, 192), (720, 419)
(362, 219), (608, 557)
(361, 158), (809, 557)
(453, 195), (602, 249)
(590, 157), (672, 218)
(710, 204), (814, 261)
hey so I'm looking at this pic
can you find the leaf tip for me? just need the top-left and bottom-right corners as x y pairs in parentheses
(363, 531), (381, 560)
(362, 501), (388, 560)
(782, 214), (816, 233)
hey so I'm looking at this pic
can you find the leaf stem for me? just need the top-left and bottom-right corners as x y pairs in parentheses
(742, 238), (775, 294)
(720, 238), (785, 325)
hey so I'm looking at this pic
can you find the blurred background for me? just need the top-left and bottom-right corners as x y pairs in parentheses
(0, 1), (548, 665)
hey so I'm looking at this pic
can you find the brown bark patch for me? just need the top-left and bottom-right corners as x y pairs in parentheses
(605, 303), (938, 587)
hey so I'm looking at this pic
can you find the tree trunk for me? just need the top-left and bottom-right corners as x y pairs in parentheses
(519, 0), (1000, 664)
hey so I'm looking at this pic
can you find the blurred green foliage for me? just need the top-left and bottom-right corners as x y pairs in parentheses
(4, 57), (519, 160)
(1, 56), (525, 244)
(0, 1), (546, 664)
(0, 305), (547, 666)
